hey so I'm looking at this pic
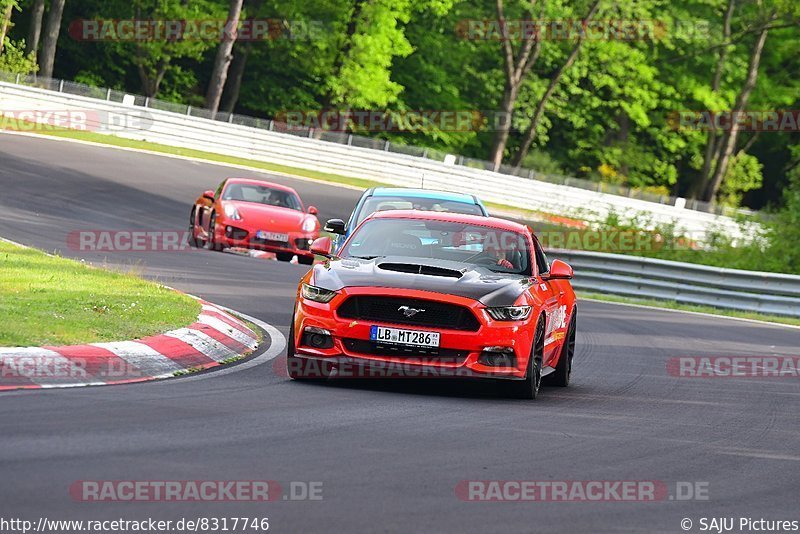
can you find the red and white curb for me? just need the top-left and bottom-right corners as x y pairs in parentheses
(0, 301), (260, 391)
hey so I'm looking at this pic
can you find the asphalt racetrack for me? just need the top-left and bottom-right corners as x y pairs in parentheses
(1, 133), (798, 533)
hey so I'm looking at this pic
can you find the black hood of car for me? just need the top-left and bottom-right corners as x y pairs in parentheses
(311, 256), (533, 307)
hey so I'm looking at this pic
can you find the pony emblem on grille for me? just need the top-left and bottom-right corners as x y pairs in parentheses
(398, 306), (425, 318)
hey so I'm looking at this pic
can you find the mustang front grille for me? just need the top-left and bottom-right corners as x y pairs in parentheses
(336, 296), (481, 331)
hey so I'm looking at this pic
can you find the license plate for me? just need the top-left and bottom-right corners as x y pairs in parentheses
(256, 230), (288, 242)
(370, 326), (440, 348)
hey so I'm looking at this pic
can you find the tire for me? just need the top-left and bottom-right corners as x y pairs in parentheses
(508, 314), (545, 399)
(298, 255), (315, 266)
(545, 310), (576, 387)
(286, 315), (330, 381)
(276, 252), (295, 262)
(187, 208), (204, 248)
(205, 212), (227, 252)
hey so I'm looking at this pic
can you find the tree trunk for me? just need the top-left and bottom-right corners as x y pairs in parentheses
(38, 0), (66, 79)
(488, 0), (542, 170)
(488, 85), (518, 170)
(205, 0), (244, 115)
(703, 23), (770, 202)
(694, 0), (736, 198)
(0, 2), (14, 55)
(221, 41), (251, 113)
(320, 0), (368, 111)
(26, 0), (46, 60)
(511, 0), (601, 167)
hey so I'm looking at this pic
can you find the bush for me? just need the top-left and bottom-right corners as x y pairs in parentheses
(0, 38), (37, 75)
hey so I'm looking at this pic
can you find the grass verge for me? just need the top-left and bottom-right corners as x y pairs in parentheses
(577, 291), (800, 327)
(0, 240), (201, 346)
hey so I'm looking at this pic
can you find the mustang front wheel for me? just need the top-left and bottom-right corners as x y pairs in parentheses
(508, 314), (545, 399)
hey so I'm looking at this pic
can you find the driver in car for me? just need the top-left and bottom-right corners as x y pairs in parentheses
(453, 232), (515, 269)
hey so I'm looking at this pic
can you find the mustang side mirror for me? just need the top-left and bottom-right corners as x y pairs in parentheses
(544, 259), (573, 280)
(324, 219), (346, 235)
(310, 237), (334, 258)
(202, 190), (215, 201)
(308, 206), (319, 215)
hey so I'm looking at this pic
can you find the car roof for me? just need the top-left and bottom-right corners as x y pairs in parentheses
(368, 209), (528, 234)
(370, 188), (477, 204)
(226, 178), (298, 194)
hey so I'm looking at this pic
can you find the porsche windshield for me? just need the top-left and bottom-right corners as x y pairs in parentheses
(342, 218), (531, 275)
(222, 183), (302, 211)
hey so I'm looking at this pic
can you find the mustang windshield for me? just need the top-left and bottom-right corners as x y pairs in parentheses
(355, 196), (484, 226)
(342, 218), (531, 275)
(222, 183), (302, 211)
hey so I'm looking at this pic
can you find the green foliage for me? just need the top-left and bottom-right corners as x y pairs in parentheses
(719, 152), (764, 207)
(767, 171), (800, 273)
(0, 38), (36, 74)
(4, 0), (798, 242)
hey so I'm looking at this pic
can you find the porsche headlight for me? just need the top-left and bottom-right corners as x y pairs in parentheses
(301, 283), (337, 303)
(485, 306), (532, 321)
(302, 217), (317, 233)
(223, 204), (242, 220)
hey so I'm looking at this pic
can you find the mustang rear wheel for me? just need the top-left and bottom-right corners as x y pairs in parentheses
(508, 314), (545, 399)
(545, 310), (576, 387)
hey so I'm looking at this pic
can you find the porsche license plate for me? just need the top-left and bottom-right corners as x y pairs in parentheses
(256, 230), (288, 242)
(370, 326), (440, 348)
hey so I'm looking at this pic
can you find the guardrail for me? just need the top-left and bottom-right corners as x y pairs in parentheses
(0, 78), (756, 243)
(551, 249), (800, 318)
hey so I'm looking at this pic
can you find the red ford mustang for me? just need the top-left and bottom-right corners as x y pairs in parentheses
(288, 210), (577, 399)
(189, 178), (320, 264)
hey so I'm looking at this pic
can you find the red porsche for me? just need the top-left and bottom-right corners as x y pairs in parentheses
(288, 210), (578, 399)
(189, 178), (320, 264)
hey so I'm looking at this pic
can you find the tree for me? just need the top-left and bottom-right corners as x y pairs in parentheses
(0, 0), (17, 55)
(510, 0), (600, 167)
(487, 0), (544, 170)
(220, 0), (263, 113)
(702, 13), (773, 201)
(205, 0), (244, 114)
(38, 0), (64, 79)
(25, 0), (45, 61)
(131, 0), (224, 98)
(695, 0), (736, 198)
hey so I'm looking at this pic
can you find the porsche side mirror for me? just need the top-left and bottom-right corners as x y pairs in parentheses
(544, 259), (573, 280)
(202, 190), (215, 201)
(324, 219), (346, 235)
(310, 237), (334, 258)
(308, 206), (319, 215)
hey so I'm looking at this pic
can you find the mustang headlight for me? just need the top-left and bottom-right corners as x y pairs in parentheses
(302, 217), (317, 233)
(301, 283), (337, 303)
(485, 306), (532, 321)
(223, 204), (242, 221)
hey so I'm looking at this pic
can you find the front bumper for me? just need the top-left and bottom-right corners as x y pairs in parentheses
(293, 287), (536, 379)
(216, 221), (317, 256)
